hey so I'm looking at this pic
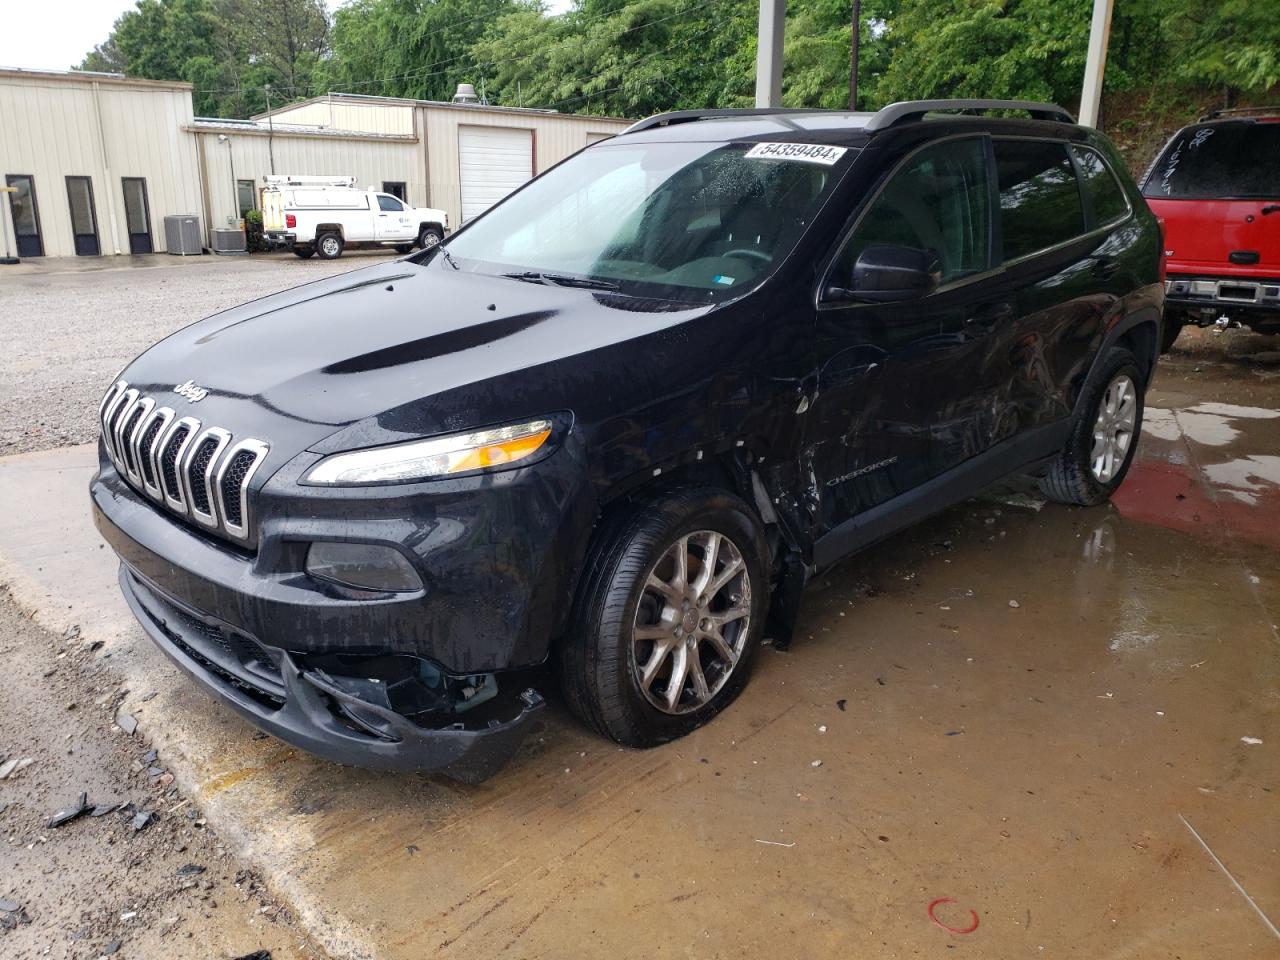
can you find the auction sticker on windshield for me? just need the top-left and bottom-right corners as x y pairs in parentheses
(745, 142), (848, 165)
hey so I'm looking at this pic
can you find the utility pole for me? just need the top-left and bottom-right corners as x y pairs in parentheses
(848, 0), (861, 110)
(754, 0), (785, 108)
(264, 83), (277, 174)
(1078, 0), (1114, 128)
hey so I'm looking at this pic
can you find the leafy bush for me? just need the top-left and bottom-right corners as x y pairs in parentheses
(243, 209), (266, 253)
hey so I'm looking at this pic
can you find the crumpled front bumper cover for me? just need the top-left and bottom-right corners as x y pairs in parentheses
(119, 565), (544, 783)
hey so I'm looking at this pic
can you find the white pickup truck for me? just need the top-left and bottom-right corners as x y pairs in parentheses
(261, 175), (449, 260)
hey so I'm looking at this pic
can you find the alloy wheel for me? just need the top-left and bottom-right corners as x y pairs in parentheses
(631, 530), (752, 715)
(1090, 373), (1137, 482)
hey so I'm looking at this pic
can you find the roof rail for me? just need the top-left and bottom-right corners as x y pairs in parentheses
(622, 107), (833, 135)
(1198, 105), (1280, 122)
(866, 99), (1075, 130)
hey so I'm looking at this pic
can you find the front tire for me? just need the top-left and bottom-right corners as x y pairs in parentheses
(315, 232), (344, 260)
(417, 226), (444, 250)
(560, 488), (769, 747)
(1040, 347), (1145, 506)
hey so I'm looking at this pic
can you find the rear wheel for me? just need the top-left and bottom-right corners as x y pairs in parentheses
(315, 232), (344, 260)
(292, 245), (315, 259)
(560, 488), (768, 747)
(417, 226), (444, 250)
(1040, 347), (1145, 506)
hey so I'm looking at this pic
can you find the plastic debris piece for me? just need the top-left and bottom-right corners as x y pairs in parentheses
(115, 712), (138, 736)
(836, 699), (847, 711)
(0, 757), (33, 780)
(176, 864), (206, 877)
(928, 897), (980, 935)
(1241, 736), (1263, 746)
(90, 802), (121, 818)
(131, 810), (157, 832)
(810, 760), (822, 768)
(102, 940), (122, 956)
(0, 898), (19, 913)
(231, 952), (272, 960)
(48, 792), (90, 828)
(1008, 599), (1020, 608)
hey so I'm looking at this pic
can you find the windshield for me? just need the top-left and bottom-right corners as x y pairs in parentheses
(441, 140), (849, 301)
(1143, 122), (1280, 200)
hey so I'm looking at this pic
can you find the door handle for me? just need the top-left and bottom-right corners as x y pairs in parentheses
(1262, 204), (1279, 216)
(965, 302), (1014, 328)
(1092, 256), (1120, 279)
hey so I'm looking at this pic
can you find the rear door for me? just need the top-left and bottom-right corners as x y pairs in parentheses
(1143, 120), (1280, 279)
(262, 188), (286, 232)
(809, 135), (998, 535)
(973, 138), (1111, 450)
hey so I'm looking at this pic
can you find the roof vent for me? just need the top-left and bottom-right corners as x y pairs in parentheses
(452, 83), (479, 104)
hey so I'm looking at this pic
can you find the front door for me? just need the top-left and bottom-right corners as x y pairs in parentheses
(807, 136), (998, 545)
(122, 177), (153, 254)
(375, 194), (415, 241)
(5, 174), (43, 257)
(66, 176), (100, 256)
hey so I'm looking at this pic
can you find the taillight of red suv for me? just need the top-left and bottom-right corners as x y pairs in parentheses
(1156, 217), (1167, 285)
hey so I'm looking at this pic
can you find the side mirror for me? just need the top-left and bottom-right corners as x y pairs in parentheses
(828, 244), (939, 303)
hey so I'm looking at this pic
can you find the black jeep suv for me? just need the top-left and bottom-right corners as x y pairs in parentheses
(91, 100), (1164, 781)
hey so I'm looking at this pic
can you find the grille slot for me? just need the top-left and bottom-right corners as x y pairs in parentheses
(220, 450), (257, 528)
(118, 403), (147, 476)
(160, 424), (191, 502)
(187, 437), (219, 515)
(98, 381), (268, 544)
(137, 414), (166, 489)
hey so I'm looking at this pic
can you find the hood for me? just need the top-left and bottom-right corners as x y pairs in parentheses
(118, 258), (712, 463)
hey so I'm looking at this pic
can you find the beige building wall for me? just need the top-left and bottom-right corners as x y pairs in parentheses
(0, 70), (202, 257)
(262, 98), (415, 136)
(419, 104), (630, 227)
(195, 127), (424, 229)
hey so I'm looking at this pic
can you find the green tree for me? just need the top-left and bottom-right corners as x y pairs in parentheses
(326, 0), (526, 102)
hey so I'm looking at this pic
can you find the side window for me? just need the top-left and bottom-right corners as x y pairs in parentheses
(994, 140), (1085, 260)
(377, 195), (404, 212)
(1069, 146), (1130, 225)
(830, 137), (992, 290)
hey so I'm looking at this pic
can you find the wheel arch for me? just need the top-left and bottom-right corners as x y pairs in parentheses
(315, 223), (344, 239)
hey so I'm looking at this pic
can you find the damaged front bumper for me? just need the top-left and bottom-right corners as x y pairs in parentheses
(119, 565), (544, 783)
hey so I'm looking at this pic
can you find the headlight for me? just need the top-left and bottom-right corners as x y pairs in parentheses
(304, 418), (554, 485)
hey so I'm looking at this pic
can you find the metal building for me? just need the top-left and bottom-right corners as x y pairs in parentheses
(0, 69), (630, 259)
(251, 93), (628, 229)
(0, 68), (203, 258)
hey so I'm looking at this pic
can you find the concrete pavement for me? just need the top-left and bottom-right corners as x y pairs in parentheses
(0, 366), (1277, 957)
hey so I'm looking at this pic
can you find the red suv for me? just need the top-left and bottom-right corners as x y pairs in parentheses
(1143, 108), (1280, 349)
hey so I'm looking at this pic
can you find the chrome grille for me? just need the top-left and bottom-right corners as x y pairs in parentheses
(98, 380), (269, 543)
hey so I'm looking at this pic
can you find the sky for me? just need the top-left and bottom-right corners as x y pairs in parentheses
(0, 1), (136, 72)
(0, 0), (577, 74)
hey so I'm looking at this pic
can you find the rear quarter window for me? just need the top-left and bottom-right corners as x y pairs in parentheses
(1070, 146), (1130, 224)
(1143, 122), (1280, 199)
(994, 140), (1085, 261)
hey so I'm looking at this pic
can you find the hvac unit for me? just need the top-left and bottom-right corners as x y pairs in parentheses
(211, 228), (246, 254)
(163, 215), (203, 256)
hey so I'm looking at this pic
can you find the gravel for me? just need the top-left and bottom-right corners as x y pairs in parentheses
(0, 251), (398, 455)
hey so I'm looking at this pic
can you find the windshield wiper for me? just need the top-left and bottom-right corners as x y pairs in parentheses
(501, 271), (619, 291)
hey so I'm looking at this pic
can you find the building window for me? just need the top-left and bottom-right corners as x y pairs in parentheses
(382, 181), (407, 202)
(237, 180), (257, 218)
(5, 174), (43, 257)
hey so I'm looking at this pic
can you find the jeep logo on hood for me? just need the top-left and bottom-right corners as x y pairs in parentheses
(173, 380), (208, 403)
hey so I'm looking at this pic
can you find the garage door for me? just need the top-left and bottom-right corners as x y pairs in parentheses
(459, 126), (534, 222)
